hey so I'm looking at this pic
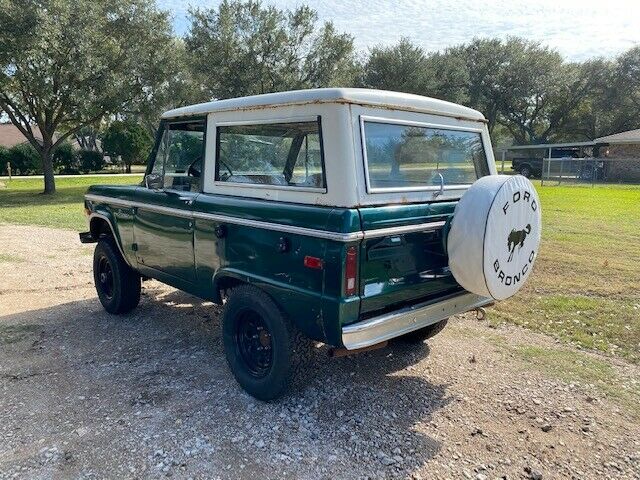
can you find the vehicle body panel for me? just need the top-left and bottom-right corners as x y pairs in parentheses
(82, 89), (495, 348)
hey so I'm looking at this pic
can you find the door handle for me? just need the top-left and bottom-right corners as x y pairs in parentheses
(178, 197), (194, 205)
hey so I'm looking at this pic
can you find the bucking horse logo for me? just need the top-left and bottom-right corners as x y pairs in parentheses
(507, 224), (531, 262)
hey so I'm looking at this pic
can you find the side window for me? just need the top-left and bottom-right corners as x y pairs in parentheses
(215, 119), (325, 189)
(148, 119), (206, 192)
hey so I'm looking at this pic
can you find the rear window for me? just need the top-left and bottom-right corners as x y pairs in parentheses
(362, 120), (489, 191)
(215, 119), (325, 189)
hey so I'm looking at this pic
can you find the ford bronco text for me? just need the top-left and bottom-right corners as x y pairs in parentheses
(80, 89), (541, 400)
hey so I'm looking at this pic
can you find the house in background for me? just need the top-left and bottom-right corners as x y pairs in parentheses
(596, 128), (640, 183)
(0, 123), (44, 148)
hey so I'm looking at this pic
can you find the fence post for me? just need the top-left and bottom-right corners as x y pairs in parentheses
(6, 162), (10, 180)
(501, 150), (506, 174)
(559, 158), (563, 185)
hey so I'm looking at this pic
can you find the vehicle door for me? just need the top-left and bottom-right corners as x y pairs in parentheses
(134, 117), (206, 285)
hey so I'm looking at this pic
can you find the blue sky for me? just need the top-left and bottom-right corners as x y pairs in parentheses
(158, 0), (640, 61)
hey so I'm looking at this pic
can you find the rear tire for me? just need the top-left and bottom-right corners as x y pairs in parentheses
(397, 318), (448, 344)
(222, 285), (312, 401)
(93, 238), (141, 314)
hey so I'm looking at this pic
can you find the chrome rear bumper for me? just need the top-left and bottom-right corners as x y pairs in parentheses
(341, 292), (492, 350)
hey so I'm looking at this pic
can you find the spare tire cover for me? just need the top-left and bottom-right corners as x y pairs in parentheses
(447, 175), (542, 300)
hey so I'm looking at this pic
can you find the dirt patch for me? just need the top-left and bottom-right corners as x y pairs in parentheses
(1, 224), (639, 479)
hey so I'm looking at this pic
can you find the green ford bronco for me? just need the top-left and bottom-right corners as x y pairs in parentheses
(80, 88), (541, 400)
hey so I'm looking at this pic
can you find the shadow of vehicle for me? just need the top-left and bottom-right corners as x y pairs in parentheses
(0, 287), (450, 479)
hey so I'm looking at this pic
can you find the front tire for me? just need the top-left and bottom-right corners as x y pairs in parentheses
(93, 238), (141, 314)
(397, 318), (448, 344)
(222, 285), (311, 401)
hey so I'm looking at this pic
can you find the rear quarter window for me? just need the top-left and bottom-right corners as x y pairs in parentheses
(362, 119), (490, 192)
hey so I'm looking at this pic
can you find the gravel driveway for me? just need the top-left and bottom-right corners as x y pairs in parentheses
(1, 225), (638, 479)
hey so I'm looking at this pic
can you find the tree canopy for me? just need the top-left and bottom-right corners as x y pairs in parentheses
(1, 0), (640, 193)
(101, 120), (152, 173)
(185, 0), (358, 100)
(0, 0), (175, 192)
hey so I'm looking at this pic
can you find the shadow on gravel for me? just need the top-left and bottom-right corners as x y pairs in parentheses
(0, 287), (449, 479)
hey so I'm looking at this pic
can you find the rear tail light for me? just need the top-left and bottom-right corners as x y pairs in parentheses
(344, 246), (358, 296)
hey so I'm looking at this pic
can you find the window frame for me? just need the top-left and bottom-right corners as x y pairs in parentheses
(359, 115), (490, 194)
(144, 116), (208, 193)
(213, 115), (327, 193)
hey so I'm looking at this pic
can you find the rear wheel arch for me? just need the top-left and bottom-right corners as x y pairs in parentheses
(213, 274), (247, 304)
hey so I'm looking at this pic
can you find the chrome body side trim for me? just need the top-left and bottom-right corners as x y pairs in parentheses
(88, 212), (134, 268)
(190, 211), (363, 242)
(85, 194), (446, 242)
(341, 292), (492, 350)
(362, 220), (446, 239)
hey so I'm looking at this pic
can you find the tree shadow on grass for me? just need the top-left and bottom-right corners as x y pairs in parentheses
(0, 287), (450, 479)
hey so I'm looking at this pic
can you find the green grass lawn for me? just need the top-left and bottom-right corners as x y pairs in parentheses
(1, 175), (638, 363)
(0, 176), (142, 230)
(490, 182), (640, 364)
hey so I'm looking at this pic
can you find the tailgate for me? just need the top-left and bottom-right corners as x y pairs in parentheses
(357, 201), (461, 316)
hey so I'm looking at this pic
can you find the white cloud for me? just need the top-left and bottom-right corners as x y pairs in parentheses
(158, 0), (640, 60)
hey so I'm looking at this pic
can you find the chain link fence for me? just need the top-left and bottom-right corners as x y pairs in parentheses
(540, 157), (640, 186)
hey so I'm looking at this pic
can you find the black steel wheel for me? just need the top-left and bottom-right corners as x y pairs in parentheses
(519, 166), (532, 178)
(93, 238), (141, 314)
(234, 309), (273, 378)
(97, 256), (115, 300)
(222, 285), (312, 401)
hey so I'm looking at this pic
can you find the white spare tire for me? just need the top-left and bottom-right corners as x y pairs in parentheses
(447, 175), (542, 300)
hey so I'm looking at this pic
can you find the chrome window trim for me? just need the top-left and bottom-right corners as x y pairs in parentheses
(85, 194), (448, 242)
(211, 181), (326, 193)
(359, 115), (489, 194)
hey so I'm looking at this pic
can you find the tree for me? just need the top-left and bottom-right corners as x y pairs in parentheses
(101, 120), (152, 173)
(77, 150), (105, 173)
(603, 47), (640, 135)
(361, 38), (434, 95)
(132, 38), (201, 137)
(185, 0), (358, 100)
(0, 0), (174, 193)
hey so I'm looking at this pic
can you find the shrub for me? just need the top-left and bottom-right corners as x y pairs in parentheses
(77, 150), (105, 172)
(7, 143), (41, 175)
(0, 146), (10, 174)
(53, 142), (78, 174)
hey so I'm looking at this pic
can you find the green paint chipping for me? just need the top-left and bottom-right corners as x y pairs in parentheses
(0, 176), (142, 231)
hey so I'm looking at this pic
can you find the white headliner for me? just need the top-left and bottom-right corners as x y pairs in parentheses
(162, 88), (485, 122)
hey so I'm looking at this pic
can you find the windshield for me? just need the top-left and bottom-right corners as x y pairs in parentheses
(362, 120), (490, 191)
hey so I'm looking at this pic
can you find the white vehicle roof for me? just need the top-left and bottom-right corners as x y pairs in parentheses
(162, 88), (485, 122)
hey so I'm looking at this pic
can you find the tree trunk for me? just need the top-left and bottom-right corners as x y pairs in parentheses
(125, 163), (131, 174)
(42, 148), (56, 194)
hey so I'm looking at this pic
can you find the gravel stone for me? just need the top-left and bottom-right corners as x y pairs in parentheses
(0, 225), (639, 480)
